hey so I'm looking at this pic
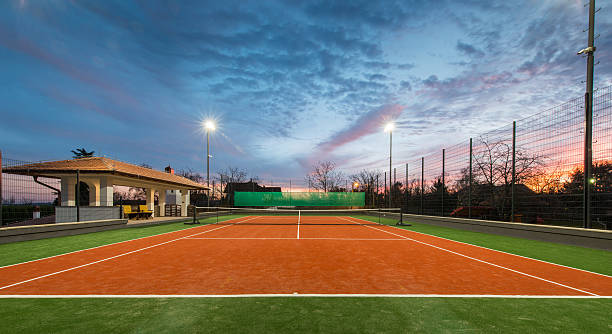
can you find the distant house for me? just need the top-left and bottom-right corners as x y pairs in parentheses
(225, 180), (281, 194)
(223, 180), (281, 205)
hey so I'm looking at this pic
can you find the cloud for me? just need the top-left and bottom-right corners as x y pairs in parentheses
(312, 104), (404, 157)
(456, 41), (485, 58)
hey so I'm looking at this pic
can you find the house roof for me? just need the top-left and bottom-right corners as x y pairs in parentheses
(3, 157), (208, 190)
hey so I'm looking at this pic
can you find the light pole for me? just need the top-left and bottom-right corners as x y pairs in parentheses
(204, 120), (216, 207)
(384, 122), (394, 208)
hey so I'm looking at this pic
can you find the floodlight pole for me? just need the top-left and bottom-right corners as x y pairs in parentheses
(207, 130), (210, 208)
(583, 0), (596, 229)
(389, 129), (392, 208)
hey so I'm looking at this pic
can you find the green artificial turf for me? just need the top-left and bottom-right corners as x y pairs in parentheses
(0, 297), (609, 333)
(0, 215), (245, 267)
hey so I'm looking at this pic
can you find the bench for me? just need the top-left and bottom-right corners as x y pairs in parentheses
(138, 205), (153, 220)
(122, 205), (140, 220)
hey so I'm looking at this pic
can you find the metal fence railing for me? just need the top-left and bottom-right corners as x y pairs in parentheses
(0, 154), (59, 226)
(375, 86), (612, 229)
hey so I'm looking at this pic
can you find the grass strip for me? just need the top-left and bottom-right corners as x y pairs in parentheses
(0, 297), (609, 333)
(0, 215), (244, 267)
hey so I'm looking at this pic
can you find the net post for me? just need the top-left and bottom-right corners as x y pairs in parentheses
(396, 204), (411, 226)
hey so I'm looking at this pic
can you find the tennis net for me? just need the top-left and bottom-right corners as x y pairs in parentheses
(189, 207), (405, 226)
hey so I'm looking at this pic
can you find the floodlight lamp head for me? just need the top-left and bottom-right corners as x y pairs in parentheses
(384, 122), (395, 132)
(204, 120), (216, 131)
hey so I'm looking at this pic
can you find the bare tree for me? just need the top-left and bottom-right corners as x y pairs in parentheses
(471, 136), (544, 217)
(215, 167), (249, 204)
(305, 161), (345, 192)
(350, 169), (380, 192)
(177, 168), (205, 184)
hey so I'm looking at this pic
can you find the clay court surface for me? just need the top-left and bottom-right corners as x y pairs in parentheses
(0, 216), (610, 297)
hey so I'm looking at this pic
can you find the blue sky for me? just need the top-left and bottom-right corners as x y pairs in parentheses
(1, 0), (611, 181)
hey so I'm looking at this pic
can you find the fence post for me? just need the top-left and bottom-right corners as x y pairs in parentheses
(510, 121), (516, 222)
(442, 149), (445, 217)
(469, 138), (472, 219)
(420, 157), (424, 215)
(393, 167), (396, 207)
(376, 174), (379, 208)
(405, 163), (408, 213)
(0, 150), (3, 226)
(584, 92), (592, 229)
(76, 170), (80, 222)
(384, 171), (387, 208)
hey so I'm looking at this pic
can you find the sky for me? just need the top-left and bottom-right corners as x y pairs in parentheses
(1, 0), (611, 183)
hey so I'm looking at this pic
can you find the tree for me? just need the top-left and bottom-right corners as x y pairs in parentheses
(350, 169), (381, 207)
(471, 136), (544, 218)
(71, 148), (95, 159)
(305, 161), (344, 192)
(215, 167), (249, 205)
(178, 168), (206, 205)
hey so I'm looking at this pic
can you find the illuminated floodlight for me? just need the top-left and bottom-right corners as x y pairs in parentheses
(204, 120), (216, 131)
(384, 122), (395, 132)
(353, 182), (359, 188)
(589, 178), (596, 184)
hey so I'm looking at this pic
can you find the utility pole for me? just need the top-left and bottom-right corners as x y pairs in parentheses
(578, 0), (597, 229)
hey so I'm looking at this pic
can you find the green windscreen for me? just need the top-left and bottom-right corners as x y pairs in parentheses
(234, 192), (365, 207)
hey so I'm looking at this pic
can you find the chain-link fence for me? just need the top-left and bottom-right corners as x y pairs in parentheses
(376, 86), (612, 229)
(0, 154), (59, 226)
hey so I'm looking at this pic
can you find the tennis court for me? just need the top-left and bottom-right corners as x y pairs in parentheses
(0, 210), (610, 297)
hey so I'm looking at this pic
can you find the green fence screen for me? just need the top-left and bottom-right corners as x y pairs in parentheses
(234, 192), (365, 207)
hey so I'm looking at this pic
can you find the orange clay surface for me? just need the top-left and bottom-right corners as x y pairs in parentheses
(0, 216), (610, 296)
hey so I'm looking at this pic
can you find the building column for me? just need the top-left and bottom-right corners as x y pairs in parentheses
(99, 177), (114, 207)
(60, 176), (76, 206)
(180, 190), (190, 217)
(158, 190), (166, 216)
(146, 188), (155, 217)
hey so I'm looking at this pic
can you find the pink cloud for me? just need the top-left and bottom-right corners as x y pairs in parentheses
(318, 104), (403, 154)
(300, 104), (403, 168)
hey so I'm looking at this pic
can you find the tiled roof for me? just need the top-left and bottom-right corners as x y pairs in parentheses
(3, 157), (208, 190)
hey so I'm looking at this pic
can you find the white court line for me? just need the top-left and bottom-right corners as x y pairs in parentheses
(0, 216), (260, 292)
(353, 216), (612, 279)
(0, 294), (610, 299)
(337, 217), (599, 296)
(0, 215), (250, 270)
(297, 212), (300, 240)
(185, 237), (406, 241)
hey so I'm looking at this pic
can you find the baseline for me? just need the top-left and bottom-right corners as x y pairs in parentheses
(1, 294), (611, 299)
